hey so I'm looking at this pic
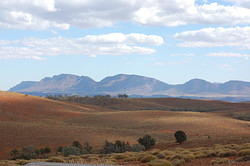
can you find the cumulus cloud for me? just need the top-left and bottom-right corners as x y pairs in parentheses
(0, 33), (164, 60)
(224, 0), (250, 8)
(1, 0), (250, 29)
(174, 26), (250, 49)
(134, 1), (250, 26)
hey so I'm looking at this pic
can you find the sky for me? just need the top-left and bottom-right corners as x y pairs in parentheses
(1, 0), (250, 90)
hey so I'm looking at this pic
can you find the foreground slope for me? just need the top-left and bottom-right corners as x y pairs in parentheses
(1, 92), (250, 159)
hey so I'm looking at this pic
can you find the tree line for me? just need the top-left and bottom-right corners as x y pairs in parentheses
(10, 132), (187, 160)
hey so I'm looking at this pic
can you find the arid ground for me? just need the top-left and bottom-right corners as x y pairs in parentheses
(1, 91), (250, 165)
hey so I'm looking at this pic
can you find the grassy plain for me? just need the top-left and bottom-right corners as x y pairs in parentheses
(0, 91), (250, 165)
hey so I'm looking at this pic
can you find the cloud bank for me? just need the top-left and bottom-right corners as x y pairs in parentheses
(175, 26), (250, 49)
(1, 0), (250, 29)
(0, 33), (164, 59)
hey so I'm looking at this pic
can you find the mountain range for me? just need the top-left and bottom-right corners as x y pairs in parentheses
(9, 74), (250, 102)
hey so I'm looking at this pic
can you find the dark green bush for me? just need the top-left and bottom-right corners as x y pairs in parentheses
(62, 146), (81, 157)
(175, 131), (187, 144)
(138, 135), (156, 150)
(130, 144), (145, 152)
(82, 142), (93, 154)
(19, 146), (37, 160)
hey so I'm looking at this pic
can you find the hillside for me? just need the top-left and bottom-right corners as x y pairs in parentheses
(1, 92), (250, 160)
(9, 74), (250, 101)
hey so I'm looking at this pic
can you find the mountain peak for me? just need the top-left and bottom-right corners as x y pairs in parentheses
(8, 74), (250, 98)
(186, 78), (211, 84)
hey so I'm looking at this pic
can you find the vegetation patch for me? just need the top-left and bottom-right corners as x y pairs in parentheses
(148, 159), (173, 166)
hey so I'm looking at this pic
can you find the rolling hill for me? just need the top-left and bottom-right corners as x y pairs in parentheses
(9, 74), (250, 102)
(1, 91), (250, 160)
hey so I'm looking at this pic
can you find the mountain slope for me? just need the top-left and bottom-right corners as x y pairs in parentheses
(96, 74), (172, 95)
(10, 74), (96, 95)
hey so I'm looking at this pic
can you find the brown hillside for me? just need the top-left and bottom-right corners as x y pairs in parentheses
(1, 92), (250, 160)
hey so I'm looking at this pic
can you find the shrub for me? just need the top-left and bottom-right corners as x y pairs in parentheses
(114, 140), (126, 153)
(156, 153), (166, 159)
(150, 149), (161, 155)
(10, 149), (19, 160)
(218, 149), (237, 157)
(19, 146), (37, 160)
(239, 149), (250, 156)
(56, 146), (63, 153)
(140, 155), (157, 163)
(39, 147), (51, 157)
(82, 142), (93, 154)
(123, 156), (137, 162)
(183, 154), (195, 162)
(102, 141), (115, 154)
(62, 146), (81, 157)
(113, 154), (128, 160)
(211, 158), (230, 165)
(102, 140), (131, 154)
(148, 159), (172, 166)
(171, 159), (185, 166)
(138, 135), (156, 150)
(174, 131), (187, 144)
(47, 157), (65, 163)
(72, 141), (83, 150)
(130, 144), (145, 152)
(235, 155), (250, 162)
(16, 160), (30, 165)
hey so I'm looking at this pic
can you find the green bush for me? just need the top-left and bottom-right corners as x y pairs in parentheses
(62, 146), (81, 157)
(138, 135), (156, 150)
(102, 140), (135, 154)
(174, 131), (187, 144)
(19, 146), (37, 160)
(130, 144), (145, 152)
(82, 142), (93, 154)
(10, 149), (19, 160)
(72, 141), (83, 150)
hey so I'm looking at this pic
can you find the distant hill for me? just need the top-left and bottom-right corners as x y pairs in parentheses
(9, 74), (250, 101)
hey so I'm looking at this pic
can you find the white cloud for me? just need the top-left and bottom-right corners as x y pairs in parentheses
(174, 26), (250, 49)
(206, 52), (250, 58)
(224, 0), (250, 8)
(1, 0), (250, 29)
(0, 33), (164, 60)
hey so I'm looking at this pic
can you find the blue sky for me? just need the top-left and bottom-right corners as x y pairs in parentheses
(1, 0), (250, 90)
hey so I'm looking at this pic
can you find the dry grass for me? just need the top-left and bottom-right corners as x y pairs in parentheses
(1, 92), (250, 161)
(2, 143), (250, 166)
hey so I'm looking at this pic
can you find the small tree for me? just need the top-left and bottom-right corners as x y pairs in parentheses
(72, 141), (83, 151)
(102, 141), (114, 154)
(43, 147), (51, 154)
(118, 94), (128, 98)
(10, 149), (19, 160)
(138, 134), (156, 150)
(20, 146), (37, 160)
(56, 146), (63, 154)
(82, 142), (93, 154)
(62, 146), (81, 157)
(174, 130), (187, 144)
(114, 140), (126, 153)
